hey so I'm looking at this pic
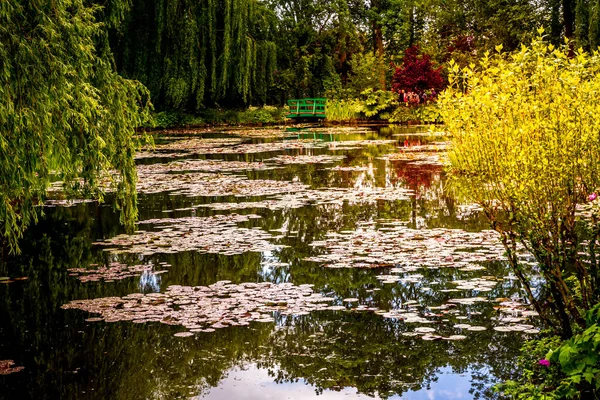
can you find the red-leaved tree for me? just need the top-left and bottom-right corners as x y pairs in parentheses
(392, 46), (446, 99)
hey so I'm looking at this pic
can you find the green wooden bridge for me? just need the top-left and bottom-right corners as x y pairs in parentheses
(286, 98), (326, 119)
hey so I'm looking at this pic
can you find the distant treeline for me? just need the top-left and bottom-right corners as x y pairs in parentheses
(97, 0), (600, 110)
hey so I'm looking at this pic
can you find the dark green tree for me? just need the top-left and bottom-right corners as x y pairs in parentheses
(109, 0), (278, 110)
(575, 0), (590, 49)
(589, 0), (600, 48)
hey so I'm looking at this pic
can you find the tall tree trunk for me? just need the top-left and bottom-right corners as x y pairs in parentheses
(371, 0), (386, 90)
(575, 0), (590, 50)
(549, 0), (562, 45)
(564, 0), (576, 38)
(374, 25), (386, 90)
(564, 0), (576, 54)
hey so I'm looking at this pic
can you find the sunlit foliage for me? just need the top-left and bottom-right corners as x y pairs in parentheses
(0, 0), (151, 253)
(440, 34), (600, 338)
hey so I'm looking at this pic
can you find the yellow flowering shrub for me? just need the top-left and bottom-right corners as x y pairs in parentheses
(440, 32), (600, 337)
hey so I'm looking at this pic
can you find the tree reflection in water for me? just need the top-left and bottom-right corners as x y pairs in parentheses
(1, 127), (532, 399)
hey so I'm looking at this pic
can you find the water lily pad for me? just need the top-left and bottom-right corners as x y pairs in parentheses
(414, 327), (436, 333)
(446, 335), (468, 340)
(0, 360), (24, 375)
(174, 332), (194, 338)
(454, 324), (471, 329)
(96, 214), (284, 256)
(68, 262), (160, 283)
(467, 326), (487, 331)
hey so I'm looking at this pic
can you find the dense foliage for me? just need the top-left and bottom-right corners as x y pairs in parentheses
(108, 0), (277, 110)
(441, 34), (600, 338)
(0, 0), (150, 253)
(498, 304), (600, 398)
(440, 32), (600, 398)
(391, 46), (446, 97)
(98, 0), (600, 111)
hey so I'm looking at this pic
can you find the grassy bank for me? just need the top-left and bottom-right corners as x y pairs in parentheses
(148, 102), (442, 129)
(151, 106), (288, 129)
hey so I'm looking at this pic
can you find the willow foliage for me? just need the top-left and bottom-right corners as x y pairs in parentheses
(110, 0), (277, 110)
(0, 0), (151, 253)
(440, 34), (600, 338)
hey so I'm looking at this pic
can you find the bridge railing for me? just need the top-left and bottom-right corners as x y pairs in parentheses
(286, 98), (326, 118)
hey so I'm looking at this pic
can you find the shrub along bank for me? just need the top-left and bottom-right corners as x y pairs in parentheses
(440, 32), (600, 399)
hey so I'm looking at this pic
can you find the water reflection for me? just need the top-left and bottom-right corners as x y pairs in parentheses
(0, 126), (528, 399)
(139, 270), (162, 293)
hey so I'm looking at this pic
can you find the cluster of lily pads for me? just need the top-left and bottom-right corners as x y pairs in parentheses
(0, 276), (28, 284)
(196, 186), (413, 212)
(220, 128), (296, 138)
(377, 142), (449, 166)
(0, 360), (24, 375)
(264, 154), (346, 165)
(44, 199), (96, 207)
(62, 278), (541, 340)
(327, 165), (376, 172)
(374, 295), (539, 340)
(96, 214), (284, 256)
(135, 172), (308, 197)
(137, 138), (326, 159)
(144, 137), (244, 152)
(305, 223), (526, 269)
(62, 281), (334, 335)
(378, 152), (445, 166)
(137, 159), (278, 174)
(135, 138), (246, 159)
(326, 139), (397, 150)
(67, 262), (169, 283)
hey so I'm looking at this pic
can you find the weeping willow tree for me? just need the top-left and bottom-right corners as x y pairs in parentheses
(0, 0), (151, 254)
(109, 0), (278, 110)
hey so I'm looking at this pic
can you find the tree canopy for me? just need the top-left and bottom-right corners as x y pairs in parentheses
(98, 0), (600, 110)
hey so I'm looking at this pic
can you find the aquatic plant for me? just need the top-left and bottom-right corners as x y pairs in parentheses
(0, 360), (24, 375)
(306, 224), (528, 269)
(96, 214), (284, 255)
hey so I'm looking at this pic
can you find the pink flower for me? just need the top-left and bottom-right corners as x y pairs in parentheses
(538, 359), (550, 367)
(589, 193), (598, 202)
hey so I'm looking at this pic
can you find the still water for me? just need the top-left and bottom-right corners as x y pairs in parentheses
(0, 126), (534, 399)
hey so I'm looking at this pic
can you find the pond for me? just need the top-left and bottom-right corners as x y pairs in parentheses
(0, 125), (539, 399)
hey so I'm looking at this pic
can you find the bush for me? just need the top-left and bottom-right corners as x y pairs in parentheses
(151, 111), (193, 129)
(150, 106), (286, 128)
(326, 90), (397, 121)
(392, 46), (446, 97)
(326, 99), (362, 121)
(497, 303), (600, 399)
(357, 89), (398, 118)
(496, 335), (563, 399)
(439, 32), (600, 338)
(389, 103), (442, 124)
